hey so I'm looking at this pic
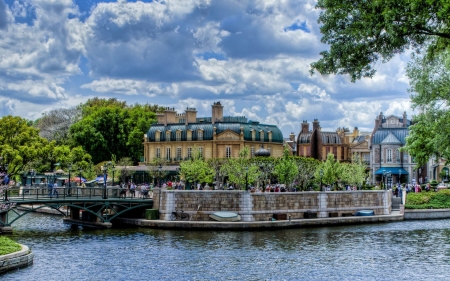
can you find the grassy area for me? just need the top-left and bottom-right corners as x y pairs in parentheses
(0, 236), (22, 255)
(405, 189), (450, 209)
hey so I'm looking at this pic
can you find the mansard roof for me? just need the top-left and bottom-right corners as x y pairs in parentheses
(372, 128), (408, 145)
(380, 132), (402, 144)
(297, 131), (342, 144)
(147, 120), (284, 143)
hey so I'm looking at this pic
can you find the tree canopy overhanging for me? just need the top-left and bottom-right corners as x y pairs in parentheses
(310, 0), (450, 82)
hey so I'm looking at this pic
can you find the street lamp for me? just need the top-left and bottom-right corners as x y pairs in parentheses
(382, 170), (386, 190)
(320, 169), (323, 191)
(3, 163), (9, 201)
(102, 161), (111, 199)
(30, 169), (35, 187)
(67, 164), (72, 196)
(158, 164), (162, 187)
(245, 166), (249, 191)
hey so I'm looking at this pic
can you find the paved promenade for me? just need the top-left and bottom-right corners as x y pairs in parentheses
(119, 211), (403, 230)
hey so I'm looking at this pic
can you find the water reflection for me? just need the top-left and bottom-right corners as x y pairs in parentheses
(3, 213), (450, 280)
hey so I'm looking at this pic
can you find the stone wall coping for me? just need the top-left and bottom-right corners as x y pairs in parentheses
(159, 190), (386, 194)
(0, 244), (30, 261)
(404, 208), (450, 213)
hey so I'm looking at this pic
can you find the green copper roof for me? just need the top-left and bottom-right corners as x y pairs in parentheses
(147, 120), (283, 143)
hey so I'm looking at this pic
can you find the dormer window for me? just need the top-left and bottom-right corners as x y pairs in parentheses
(260, 131), (264, 141)
(155, 131), (161, 142)
(198, 130), (203, 141)
(268, 131), (272, 142)
(251, 130), (256, 141)
(187, 130), (192, 141)
(176, 130), (181, 141)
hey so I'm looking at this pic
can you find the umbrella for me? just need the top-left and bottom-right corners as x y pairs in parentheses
(71, 176), (86, 183)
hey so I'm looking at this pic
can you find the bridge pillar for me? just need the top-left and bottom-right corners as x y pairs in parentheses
(0, 212), (12, 233)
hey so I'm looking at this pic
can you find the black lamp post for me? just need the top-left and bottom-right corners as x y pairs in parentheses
(320, 169), (323, 191)
(245, 166), (249, 191)
(67, 164), (72, 196)
(30, 169), (35, 187)
(79, 168), (83, 187)
(102, 162), (111, 199)
(158, 164), (162, 187)
(4, 163), (9, 201)
(382, 170), (386, 190)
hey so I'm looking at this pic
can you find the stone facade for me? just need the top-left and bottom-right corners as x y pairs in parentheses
(153, 189), (391, 221)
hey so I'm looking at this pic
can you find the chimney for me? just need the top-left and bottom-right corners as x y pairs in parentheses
(185, 107), (197, 125)
(156, 113), (165, 125)
(164, 107), (176, 126)
(301, 120), (309, 133)
(312, 119), (320, 131)
(289, 132), (295, 142)
(211, 101), (224, 125)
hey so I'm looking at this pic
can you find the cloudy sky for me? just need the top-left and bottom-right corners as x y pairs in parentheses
(0, 0), (413, 136)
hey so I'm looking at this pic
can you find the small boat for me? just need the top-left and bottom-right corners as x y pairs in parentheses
(209, 211), (241, 222)
(354, 210), (375, 216)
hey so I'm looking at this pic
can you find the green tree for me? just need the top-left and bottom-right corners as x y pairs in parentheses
(404, 49), (450, 165)
(311, 0), (450, 82)
(293, 156), (320, 190)
(70, 98), (160, 164)
(272, 149), (299, 188)
(315, 153), (340, 188)
(179, 147), (214, 186)
(221, 147), (260, 190)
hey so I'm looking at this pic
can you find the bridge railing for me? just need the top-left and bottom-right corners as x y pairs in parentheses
(1, 186), (153, 201)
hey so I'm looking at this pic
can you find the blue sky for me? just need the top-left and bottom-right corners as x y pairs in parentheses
(0, 0), (413, 136)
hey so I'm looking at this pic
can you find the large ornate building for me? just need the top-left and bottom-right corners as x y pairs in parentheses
(143, 102), (285, 164)
(370, 112), (419, 185)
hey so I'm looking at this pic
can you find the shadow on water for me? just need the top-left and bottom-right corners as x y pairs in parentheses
(4, 212), (450, 280)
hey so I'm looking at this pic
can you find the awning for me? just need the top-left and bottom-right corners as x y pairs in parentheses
(374, 167), (409, 175)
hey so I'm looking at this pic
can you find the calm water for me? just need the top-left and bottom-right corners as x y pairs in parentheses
(3, 213), (450, 281)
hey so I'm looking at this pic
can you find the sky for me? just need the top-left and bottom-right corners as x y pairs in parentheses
(0, 0), (414, 137)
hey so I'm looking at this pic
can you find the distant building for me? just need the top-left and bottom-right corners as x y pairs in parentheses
(143, 102), (285, 164)
(296, 119), (349, 161)
(370, 112), (419, 185)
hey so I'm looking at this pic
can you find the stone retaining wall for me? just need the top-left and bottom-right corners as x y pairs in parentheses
(404, 209), (450, 220)
(0, 244), (34, 274)
(153, 189), (391, 221)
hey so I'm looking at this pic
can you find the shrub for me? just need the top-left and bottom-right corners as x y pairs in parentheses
(0, 236), (21, 255)
(405, 189), (450, 209)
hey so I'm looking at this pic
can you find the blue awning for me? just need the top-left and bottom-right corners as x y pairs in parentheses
(374, 167), (409, 175)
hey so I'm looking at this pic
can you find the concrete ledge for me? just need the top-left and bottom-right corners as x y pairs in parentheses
(0, 244), (34, 274)
(404, 209), (450, 220)
(118, 213), (403, 230)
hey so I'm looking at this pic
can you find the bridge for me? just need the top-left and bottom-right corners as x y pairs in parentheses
(0, 186), (153, 233)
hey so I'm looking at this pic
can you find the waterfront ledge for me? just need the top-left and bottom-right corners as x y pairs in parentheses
(0, 244), (34, 274)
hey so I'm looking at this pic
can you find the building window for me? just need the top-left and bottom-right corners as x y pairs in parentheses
(187, 147), (192, 159)
(268, 131), (272, 142)
(166, 148), (171, 161)
(187, 131), (192, 141)
(252, 130), (256, 141)
(251, 147), (255, 157)
(176, 131), (181, 141)
(404, 152), (408, 163)
(341, 147), (344, 160)
(260, 131), (264, 141)
(363, 154), (370, 163)
(156, 148), (161, 159)
(156, 132), (161, 142)
(226, 146), (232, 158)
(387, 149), (392, 162)
(198, 130), (203, 141)
(397, 149), (401, 162)
(198, 147), (203, 159)
(177, 147), (182, 160)
(166, 131), (171, 141)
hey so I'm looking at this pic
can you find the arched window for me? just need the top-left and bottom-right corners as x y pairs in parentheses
(166, 131), (171, 141)
(260, 131), (264, 141)
(176, 131), (182, 141)
(155, 131), (161, 142)
(251, 130), (256, 141)
(198, 130), (203, 141)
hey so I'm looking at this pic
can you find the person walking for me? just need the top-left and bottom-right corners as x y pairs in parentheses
(52, 181), (59, 198)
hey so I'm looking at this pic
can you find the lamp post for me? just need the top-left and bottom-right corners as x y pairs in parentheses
(102, 162), (111, 199)
(320, 169), (323, 191)
(158, 164), (162, 187)
(245, 166), (249, 191)
(67, 164), (72, 196)
(4, 163), (9, 201)
(79, 168), (83, 187)
(112, 164), (115, 187)
(30, 169), (35, 187)
(382, 170), (386, 190)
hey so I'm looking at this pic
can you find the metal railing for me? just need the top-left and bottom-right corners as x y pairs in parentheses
(2, 186), (153, 201)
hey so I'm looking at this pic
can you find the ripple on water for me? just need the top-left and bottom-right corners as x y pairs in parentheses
(3, 213), (450, 280)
